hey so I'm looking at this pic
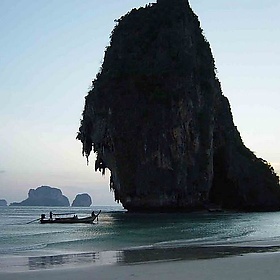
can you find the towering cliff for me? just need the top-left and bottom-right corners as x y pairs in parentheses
(77, 0), (280, 212)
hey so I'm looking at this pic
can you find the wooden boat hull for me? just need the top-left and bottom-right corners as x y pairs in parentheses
(40, 211), (101, 224)
(40, 216), (95, 224)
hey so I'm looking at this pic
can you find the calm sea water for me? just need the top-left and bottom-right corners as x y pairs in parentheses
(1, 206), (280, 271)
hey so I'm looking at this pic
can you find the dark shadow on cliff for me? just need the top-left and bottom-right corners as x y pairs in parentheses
(77, 0), (280, 212)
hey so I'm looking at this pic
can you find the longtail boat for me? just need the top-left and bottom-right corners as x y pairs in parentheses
(39, 210), (101, 224)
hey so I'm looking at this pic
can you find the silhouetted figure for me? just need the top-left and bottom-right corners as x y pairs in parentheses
(50, 211), (53, 220)
(40, 214), (45, 222)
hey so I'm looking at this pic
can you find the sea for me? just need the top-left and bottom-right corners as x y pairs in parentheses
(1, 206), (280, 272)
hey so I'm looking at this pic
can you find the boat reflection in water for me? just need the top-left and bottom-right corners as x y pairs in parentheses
(28, 252), (97, 270)
(28, 251), (122, 270)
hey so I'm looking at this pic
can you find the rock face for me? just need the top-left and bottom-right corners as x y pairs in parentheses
(10, 186), (70, 206)
(72, 193), (92, 207)
(77, 0), (280, 212)
(0, 199), (7, 206)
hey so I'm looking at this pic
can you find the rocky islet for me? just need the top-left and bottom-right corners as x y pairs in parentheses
(10, 186), (92, 207)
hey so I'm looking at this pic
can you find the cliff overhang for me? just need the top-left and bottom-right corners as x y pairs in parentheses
(77, 0), (280, 212)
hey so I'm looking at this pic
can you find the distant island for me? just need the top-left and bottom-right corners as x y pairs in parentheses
(10, 186), (70, 207)
(0, 199), (7, 206)
(9, 186), (93, 207)
(72, 193), (92, 207)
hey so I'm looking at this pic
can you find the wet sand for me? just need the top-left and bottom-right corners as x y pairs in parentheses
(1, 245), (280, 279)
(1, 251), (280, 280)
(1, 244), (280, 272)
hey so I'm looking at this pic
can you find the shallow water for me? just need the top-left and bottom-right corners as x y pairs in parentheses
(1, 206), (280, 271)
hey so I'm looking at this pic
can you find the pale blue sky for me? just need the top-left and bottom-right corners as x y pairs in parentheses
(0, 0), (279, 205)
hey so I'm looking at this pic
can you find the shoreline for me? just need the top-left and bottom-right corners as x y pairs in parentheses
(1, 243), (280, 273)
(1, 251), (280, 280)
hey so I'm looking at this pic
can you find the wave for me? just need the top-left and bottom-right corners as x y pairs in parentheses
(0, 243), (48, 255)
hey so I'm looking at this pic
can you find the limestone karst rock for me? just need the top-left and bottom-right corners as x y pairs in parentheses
(0, 199), (7, 206)
(77, 0), (280, 212)
(10, 186), (70, 206)
(71, 193), (92, 207)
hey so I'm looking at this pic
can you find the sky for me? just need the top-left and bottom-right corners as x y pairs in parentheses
(0, 0), (279, 206)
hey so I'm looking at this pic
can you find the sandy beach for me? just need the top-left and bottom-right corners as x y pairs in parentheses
(1, 251), (280, 280)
